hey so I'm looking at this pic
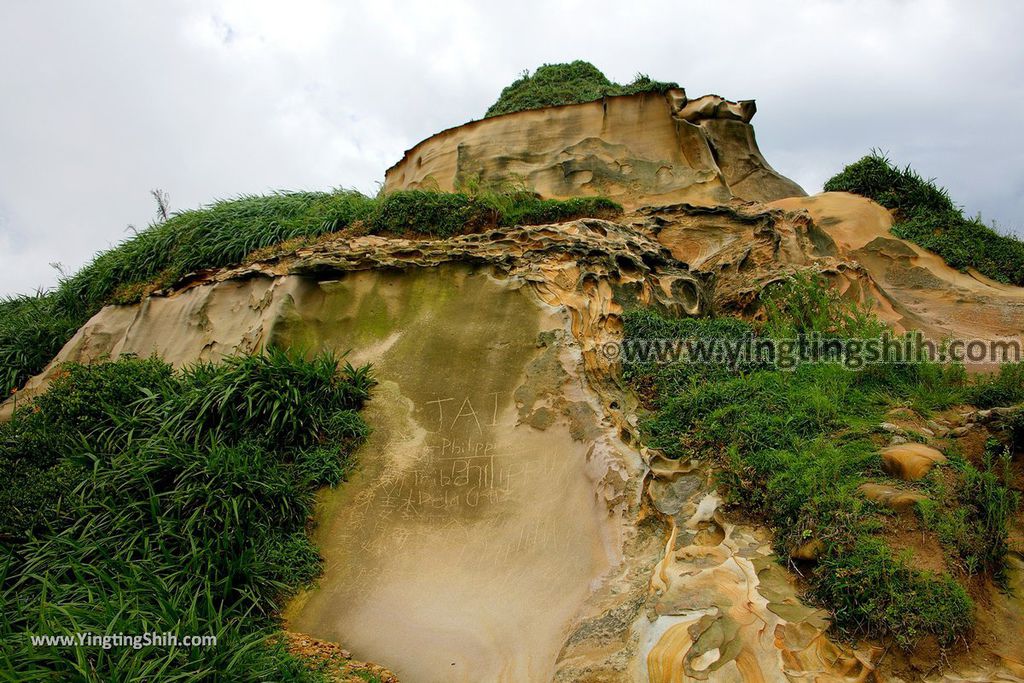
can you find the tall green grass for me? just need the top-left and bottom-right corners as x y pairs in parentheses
(368, 187), (620, 237)
(624, 272), (1020, 649)
(824, 152), (1024, 285)
(919, 444), (1021, 579)
(485, 61), (678, 117)
(0, 187), (621, 398)
(0, 294), (83, 395)
(0, 349), (374, 680)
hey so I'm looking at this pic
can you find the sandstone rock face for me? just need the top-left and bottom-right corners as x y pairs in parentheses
(771, 193), (1024, 346)
(880, 444), (948, 481)
(384, 89), (806, 209)
(279, 266), (629, 681)
(4, 218), (703, 414)
(674, 94), (756, 123)
(635, 456), (876, 683)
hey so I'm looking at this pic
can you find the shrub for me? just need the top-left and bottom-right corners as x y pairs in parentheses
(761, 271), (885, 339)
(504, 196), (622, 226)
(0, 349), (373, 680)
(922, 445), (1020, 578)
(966, 362), (1024, 408)
(485, 61), (678, 118)
(166, 349), (371, 446)
(824, 152), (1024, 285)
(814, 538), (973, 649)
(0, 294), (82, 394)
(824, 153), (955, 216)
(367, 190), (484, 237)
(0, 356), (174, 539)
(366, 188), (623, 237)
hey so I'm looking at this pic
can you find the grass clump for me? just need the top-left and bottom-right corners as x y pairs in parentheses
(367, 187), (621, 238)
(622, 272), (1023, 648)
(814, 538), (973, 650)
(0, 187), (619, 397)
(965, 362), (1024, 408)
(919, 444), (1020, 578)
(824, 152), (1024, 285)
(0, 294), (83, 396)
(0, 348), (374, 680)
(61, 191), (377, 314)
(485, 60), (678, 118)
(0, 190), (373, 399)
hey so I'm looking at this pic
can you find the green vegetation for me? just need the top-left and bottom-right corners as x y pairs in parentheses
(367, 188), (620, 238)
(0, 187), (620, 398)
(966, 362), (1024, 408)
(919, 444), (1020, 578)
(814, 538), (972, 649)
(824, 152), (1024, 285)
(0, 349), (373, 680)
(0, 294), (82, 396)
(485, 60), (678, 118)
(624, 273), (1020, 648)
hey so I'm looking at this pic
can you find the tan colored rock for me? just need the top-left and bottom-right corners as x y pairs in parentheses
(0, 218), (704, 416)
(858, 483), (928, 512)
(880, 443), (947, 480)
(770, 192), (1024, 348)
(280, 267), (631, 681)
(282, 631), (398, 683)
(640, 499), (876, 682)
(673, 93), (756, 123)
(384, 91), (806, 209)
(791, 538), (825, 561)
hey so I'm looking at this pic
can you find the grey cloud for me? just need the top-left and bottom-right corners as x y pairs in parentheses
(2, 0), (1022, 295)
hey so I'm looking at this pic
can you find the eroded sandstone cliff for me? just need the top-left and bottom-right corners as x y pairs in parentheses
(5, 92), (1024, 683)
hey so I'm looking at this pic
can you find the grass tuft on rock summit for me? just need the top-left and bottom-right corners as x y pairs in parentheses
(485, 60), (678, 118)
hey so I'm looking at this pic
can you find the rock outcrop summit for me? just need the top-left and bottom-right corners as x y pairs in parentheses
(385, 89), (807, 208)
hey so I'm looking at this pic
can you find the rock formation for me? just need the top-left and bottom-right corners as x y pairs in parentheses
(384, 90), (807, 209)
(5, 89), (1024, 682)
(880, 444), (948, 481)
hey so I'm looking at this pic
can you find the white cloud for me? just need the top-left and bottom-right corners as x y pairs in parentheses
(1, 0), (1022, 295)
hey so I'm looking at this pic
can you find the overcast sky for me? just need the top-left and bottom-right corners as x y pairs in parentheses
(2, 0), (1022, 295)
